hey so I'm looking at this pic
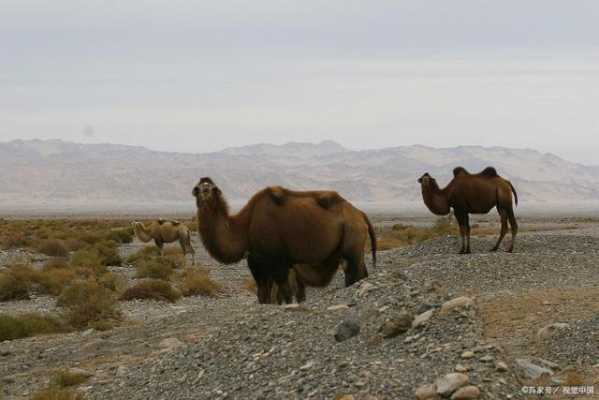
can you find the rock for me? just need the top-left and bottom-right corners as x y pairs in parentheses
(514, 358), (553, 380)
(67, 368), (94, 378)
(282, 303), (307, 311)
(461, 351), (475, 359)
(415, 384), (438, 400)
(299, 361), (314, 371)
(327, 304), (350, 311)
(479, 355), (494, 362)
(440, 297), (474, 314)
(435, 373), (469, 397)
(335, 319), (361, 342)
(379, 310), (414, 338)
(336, 395), (355, 400)
(356, 282), (377, 297)
(412, 309), (434, 329)
(116, 365), (128, 377)
(537, 323), (570, 340)
(159, 337), (185, 352)
(451, 385), (480, 399)
(495, 361), (508, 372)
(454, 364), (468, 373)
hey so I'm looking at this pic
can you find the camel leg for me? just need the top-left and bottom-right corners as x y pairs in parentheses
(154, 239), (164, 255)
(464, 213), (471, 254)
(179, 238), (196, 266)
(272, 262), (293, 305)
(295, 278), (306, 303)
(506, 207), (518, 253)
(247, 253), (271, 304)
(454, 212), (468, 254)
(490, 208), (508, 252)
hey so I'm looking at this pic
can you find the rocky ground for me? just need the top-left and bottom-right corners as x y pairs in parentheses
(1, 217), (598, 399)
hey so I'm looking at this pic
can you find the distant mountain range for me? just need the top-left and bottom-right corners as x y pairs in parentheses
(1, 139), (598, 213)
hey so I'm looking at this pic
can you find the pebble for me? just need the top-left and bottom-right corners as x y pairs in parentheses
(440, 297), (474, 314)
(412, 309), (434, 329)
(451, 385), (480, 399)
(379, 310), (414, 339)
(435, 373), (469, 397)
(334, 319), (361, 342)
(514, 358), (553, 380)
(415, 383), (438, 400)
(495, 361), (508, 372)
(461, 351), (475, 359)
(537, 322), (570, 340)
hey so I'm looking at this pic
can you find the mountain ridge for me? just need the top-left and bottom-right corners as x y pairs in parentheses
(1, 139), (598, 212)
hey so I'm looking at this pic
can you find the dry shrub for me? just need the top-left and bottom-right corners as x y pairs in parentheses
(0, 271), (30, 301)
(162, 247), (186, 268)
(105, 227), (134, 244)
(57, 280), (121, 330)
(135, 257), (174, 280)
(70, 248), (107, 276)
(50, 370), (91, 388)
(98, 272), (126, 293)
(0, 313), (65, 341)
(378, 217), (456, 250)
(179, 268), (221, 297)
(93, 240), (122, 266)
(64, 238), (85, 252)
(126, 246), (160, 264)
(36, 268), (76, 296)
(36, 239), (69, 257)
(120, 279), (181, 303)
(31, 387), (83, 400)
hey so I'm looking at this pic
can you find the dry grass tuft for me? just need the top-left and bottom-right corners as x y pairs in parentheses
(57, 280), (121, 330)
(120, 279), (181, 303)
(0, 313), (66, 341)
(50, 370), (91, 388)
(126, 246), (161, 264)
(36, 239), (69, 257)
(31, 387), (84, 400)
(377, 217), (456, 250)
(179, 268), (221, 297)
(135, 257), (174, 280)
(0, 271), (30, 301)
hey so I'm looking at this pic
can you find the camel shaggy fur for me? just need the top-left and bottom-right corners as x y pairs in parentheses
(131, 220), (196, 265)
(192, 177), (376, 304)
(418, 166), (518, 254)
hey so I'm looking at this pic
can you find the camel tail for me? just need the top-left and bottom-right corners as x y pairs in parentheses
(362, 212), (377, 268)
(509, 181), (518, 207)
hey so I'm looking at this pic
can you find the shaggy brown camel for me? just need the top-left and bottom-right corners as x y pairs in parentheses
(418, 166), (518, 254)
(131, 220), (196, 265)
(192, 177), (376, 304)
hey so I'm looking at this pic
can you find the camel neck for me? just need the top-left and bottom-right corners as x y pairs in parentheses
(197, 199), (250, 264)
(421, 182), (451, 215)
(133, 223), (153, 243)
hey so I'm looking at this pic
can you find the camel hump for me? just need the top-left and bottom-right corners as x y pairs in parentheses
(267, 186), (287, 205)
(480, 166), (499, 177)
(453, 166), (470, 177)
(315, 191), (342, 209)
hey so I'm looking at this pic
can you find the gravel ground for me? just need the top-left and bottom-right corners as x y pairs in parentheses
(1, 220), (599, 399)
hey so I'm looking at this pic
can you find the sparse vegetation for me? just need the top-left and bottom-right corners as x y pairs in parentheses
(178, 268), (221, 297)
(36, 239), (69, 257)
(0, 313), (65, 341)
(0, 270), (30, 301)
(120, 279), (181, 303)
(50, 369), (91, 388)
(135, 257), (174, 280)
(57, 279), (121, 330)
(31, 387), (84, 400)
(377, 217), (456, 250)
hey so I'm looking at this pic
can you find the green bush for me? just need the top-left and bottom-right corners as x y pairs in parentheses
(57, 280), (121, 330)
(0, 313), (65, 341)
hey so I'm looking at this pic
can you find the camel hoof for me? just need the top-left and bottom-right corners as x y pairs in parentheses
(489, 247), (498, 252)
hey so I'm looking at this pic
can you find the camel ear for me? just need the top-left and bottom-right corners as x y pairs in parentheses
(192, 186), (199, 197)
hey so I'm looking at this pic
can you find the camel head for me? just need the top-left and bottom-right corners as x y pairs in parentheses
(192, 177), (222, 207)
(417, 172), (433, 185)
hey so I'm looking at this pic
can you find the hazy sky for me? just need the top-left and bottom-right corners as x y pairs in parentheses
(2, 1), (599, 164)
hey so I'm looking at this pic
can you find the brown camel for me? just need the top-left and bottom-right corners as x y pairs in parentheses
(417, 166), (518, 254)
(192, 177), (376, 304)
(131, 220), (196, 265)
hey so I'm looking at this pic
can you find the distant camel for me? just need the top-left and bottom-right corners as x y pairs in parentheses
(131, 220), (196, 265)
(192, 177), (376, 304)
(417, 166), (518, 254)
